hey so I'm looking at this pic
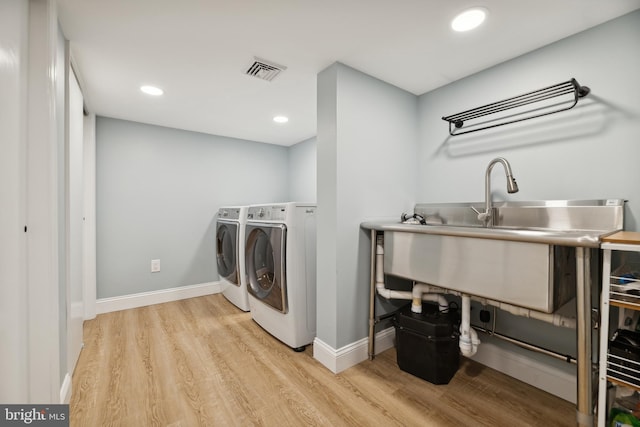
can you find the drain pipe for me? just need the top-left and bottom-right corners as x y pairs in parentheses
(481, 299), (576, 329)
(375, 231), (574, 360)
(411, 283), (448, 314)
(375, 237), (448, 313)
(460, 294), (481, 357)
(414, 282), (576, 329)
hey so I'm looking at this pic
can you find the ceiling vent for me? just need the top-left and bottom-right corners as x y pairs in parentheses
(245, 57), (287, 81)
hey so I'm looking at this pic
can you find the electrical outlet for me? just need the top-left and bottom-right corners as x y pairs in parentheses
(151, 259), (161, 273)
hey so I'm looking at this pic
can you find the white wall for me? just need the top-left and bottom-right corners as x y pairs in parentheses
(25, 0), (63, 402)
(96, 117), (290, 299)
(1, 0), (69, 404)
(83, 113), (97, 320)
(56, 20), (68, 390)
(0, 0), (29, 403)
(288, 136), (316, 202)
(317, 63), (418, 349)
(66, 64), (85, 384)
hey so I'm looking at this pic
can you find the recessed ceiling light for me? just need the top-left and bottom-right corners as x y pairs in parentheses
(451, 7), (487, 32)
(273, 115), (289, 124)
(140, 85), (164, 96)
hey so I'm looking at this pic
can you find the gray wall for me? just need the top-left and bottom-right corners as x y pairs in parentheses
(94, 11), (640, 366)
(317, 63), (418, 349)
(314, 10), (640, 355)
(288, 136), (317, 202)
(96, 117), (289, 298)
(417, 10), (640, 229)
(415, 11), (640, 355)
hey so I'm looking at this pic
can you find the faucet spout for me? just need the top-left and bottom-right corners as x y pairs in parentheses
(480, 157), (519, 227)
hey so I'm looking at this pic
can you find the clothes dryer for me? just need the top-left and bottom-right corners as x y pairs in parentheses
(216, 206), (250, 311)
(244, 202), (316, 351)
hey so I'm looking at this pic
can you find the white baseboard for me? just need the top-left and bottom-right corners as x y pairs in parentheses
(313, 327), (396, 374)
(313, 328), (576, 403)
(96, 281), (222, 314)
(60, 373), (72, 404)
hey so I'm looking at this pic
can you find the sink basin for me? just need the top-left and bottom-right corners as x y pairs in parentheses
(361, 199), (625, 313)
(383, 230), (576, 312)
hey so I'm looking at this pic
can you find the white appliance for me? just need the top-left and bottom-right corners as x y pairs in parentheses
(216, 206), (250, 311)
(244, 202), (317, 351)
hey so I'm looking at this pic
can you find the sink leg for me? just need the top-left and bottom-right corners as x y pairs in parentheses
(576, 247), (593, 427)
(368, 229), (377, 360)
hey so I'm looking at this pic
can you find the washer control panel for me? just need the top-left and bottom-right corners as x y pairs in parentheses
(216, 207), (241, 220)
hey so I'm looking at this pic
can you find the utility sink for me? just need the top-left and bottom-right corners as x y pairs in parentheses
(362, 200), (625, 313)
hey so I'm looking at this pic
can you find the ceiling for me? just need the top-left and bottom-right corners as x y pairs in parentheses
(57, 0), (640, 146)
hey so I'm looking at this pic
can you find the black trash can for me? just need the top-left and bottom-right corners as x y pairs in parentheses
(394, 302), (460, 385)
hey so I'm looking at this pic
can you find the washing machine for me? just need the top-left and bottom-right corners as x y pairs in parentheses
(215, 206), (250, 311)
(244, 202), (317, 351)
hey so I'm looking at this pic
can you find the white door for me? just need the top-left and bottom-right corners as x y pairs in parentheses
(67, 67), (84, 375)
(0, 0), (29, 403)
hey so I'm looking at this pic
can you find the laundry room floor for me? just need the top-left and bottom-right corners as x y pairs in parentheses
(70, 293), (575, 426)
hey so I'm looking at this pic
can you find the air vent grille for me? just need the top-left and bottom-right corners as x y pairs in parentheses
(245, 57), (287, 81)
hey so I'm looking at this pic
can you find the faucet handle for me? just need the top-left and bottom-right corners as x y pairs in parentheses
(470, 206), (489, 223)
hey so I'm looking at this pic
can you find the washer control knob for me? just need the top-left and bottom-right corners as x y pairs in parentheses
(258, 208), (265, 218)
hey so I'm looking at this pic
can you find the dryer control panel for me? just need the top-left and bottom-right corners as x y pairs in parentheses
(247, 205), (287, 221)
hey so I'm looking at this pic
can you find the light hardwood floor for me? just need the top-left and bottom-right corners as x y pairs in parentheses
(70, 294), (575, 426)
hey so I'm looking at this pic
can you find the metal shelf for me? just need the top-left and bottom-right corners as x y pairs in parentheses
(442, 78), (590, 136)
(610, 281), (640, 309)
(607, 353), (640, 390)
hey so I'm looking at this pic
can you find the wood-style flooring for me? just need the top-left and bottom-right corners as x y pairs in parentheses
(70, 294), (575, 426)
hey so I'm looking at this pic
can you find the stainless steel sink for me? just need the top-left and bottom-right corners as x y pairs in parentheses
(362, 199), (625, 423)
(383, 230), (577, 312)
(362, 199), (625, 313)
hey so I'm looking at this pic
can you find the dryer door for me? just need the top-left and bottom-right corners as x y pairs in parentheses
(245, 223), (287, 313)
(216, 221), (239, 285)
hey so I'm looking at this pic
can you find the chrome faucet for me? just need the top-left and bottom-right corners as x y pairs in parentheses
(473, 157), (519, 227)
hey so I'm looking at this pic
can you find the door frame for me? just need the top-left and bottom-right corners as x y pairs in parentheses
(26, 0), (62, 403)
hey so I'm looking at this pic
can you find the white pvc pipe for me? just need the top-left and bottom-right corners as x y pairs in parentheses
(415, 282), (462, 297)
(376, 255), (574, 359)
(482, 298), (577, 329)
(375, 275), (449, 311)
(375, 239), (448, 312)
(375, 239), (384, 282)
(411, 283), (448, 313)
(375, 281), (413, 300)
(375, 239), (412, 299)
(414, 282), (576, 329)
(459, 295), (480, 357)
